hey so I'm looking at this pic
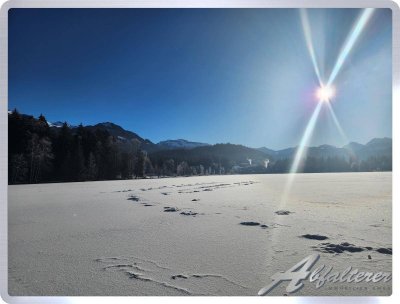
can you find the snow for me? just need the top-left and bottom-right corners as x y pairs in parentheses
(47, 121), (64, 128)
(158, 139), (209, 149)
(8, 172), (391, 296)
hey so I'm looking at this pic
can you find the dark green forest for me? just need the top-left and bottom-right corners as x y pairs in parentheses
(8, 110), (392, 184)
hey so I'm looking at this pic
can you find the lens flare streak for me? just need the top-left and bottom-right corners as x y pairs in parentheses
(327, 8), (375, 86)
(300, 9), (323, 86)
(326, 101), (349, 145)
(289, 102), (323, 175)
(280, 102), (323, 205)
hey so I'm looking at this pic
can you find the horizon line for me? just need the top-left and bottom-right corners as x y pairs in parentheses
(7, 108), (392, 152)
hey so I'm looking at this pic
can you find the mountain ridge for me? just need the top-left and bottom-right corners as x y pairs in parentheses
(157, 139), (210, 150)
(8, 110), (393, 184)
(8, 110), (392, 161)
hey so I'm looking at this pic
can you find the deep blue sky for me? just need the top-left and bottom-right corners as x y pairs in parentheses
(9, 9), (392, 149)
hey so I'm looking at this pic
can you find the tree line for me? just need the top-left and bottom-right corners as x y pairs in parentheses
(266, 155), (392, 174)
(9, 110), (148, 184)
(8, 110), (392, 185)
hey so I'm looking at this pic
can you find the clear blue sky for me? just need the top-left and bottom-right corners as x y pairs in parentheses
(9, 8), (392, 149)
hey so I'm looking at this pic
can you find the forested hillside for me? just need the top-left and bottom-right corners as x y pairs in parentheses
(8, 110), (392, 184)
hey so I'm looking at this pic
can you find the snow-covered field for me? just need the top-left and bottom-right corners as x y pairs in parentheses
(8, 172), (392, 296)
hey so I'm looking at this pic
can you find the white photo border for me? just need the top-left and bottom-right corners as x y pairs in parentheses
(0, 1), (398, 304)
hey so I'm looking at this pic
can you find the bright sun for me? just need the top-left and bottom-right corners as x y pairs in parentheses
(316, 85), (335, 102)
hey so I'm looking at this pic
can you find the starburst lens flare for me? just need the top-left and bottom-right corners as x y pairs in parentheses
(327, 8), (375, 86)
(327, 102), (349, 145)
(279, 8), (368, 208)
(316, 85), (335, 102)
(300, 8), (322, 86)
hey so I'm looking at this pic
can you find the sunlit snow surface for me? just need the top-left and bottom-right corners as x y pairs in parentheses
(9, 172), (391, 296)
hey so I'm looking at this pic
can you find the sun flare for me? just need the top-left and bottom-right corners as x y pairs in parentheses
(316, 85), (335, 102)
